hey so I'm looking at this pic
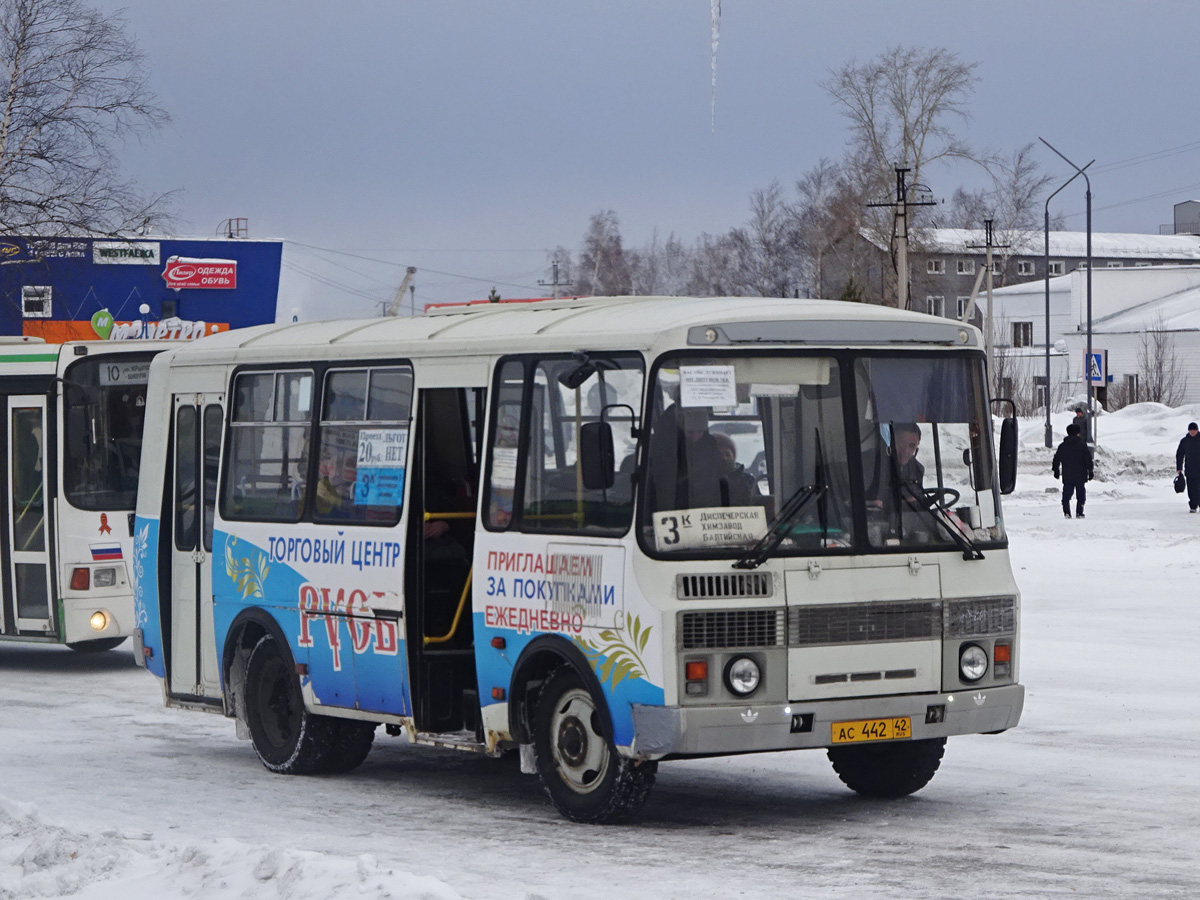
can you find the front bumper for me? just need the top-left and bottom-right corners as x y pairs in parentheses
(630, 683), (1024, 757)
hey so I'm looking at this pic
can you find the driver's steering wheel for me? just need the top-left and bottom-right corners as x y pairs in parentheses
(922, 487), (960, 510)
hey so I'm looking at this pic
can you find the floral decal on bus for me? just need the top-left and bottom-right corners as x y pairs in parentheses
(224, 535), (269, 600)
(575, 611), (651, 690)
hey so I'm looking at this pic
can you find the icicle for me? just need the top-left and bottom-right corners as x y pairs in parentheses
(710, 0), (721, 133)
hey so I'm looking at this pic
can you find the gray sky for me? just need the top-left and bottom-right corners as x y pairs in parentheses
(97, 0), (1200, 318)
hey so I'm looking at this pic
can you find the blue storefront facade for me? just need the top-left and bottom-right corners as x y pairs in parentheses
(0, 236), (282, 341)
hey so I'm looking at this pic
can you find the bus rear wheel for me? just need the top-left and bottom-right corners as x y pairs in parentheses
(533, 666), (656, 823)
(827, 737), (946, 798)
(66, 637), (126, 652)
(244, 635), (337, 775)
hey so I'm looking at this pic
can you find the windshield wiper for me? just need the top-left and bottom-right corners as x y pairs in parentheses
(734, 429), (829, 570)
(897, 487), (983, 561)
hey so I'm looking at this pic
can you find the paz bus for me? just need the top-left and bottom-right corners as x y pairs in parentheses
(131, 296), (1024, 822)
(0, 337), (168, 650)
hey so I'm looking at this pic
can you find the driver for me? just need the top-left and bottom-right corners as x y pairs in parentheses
(891, 423), (925, 502)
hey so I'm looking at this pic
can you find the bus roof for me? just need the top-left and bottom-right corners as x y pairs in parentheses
(159, 296), (981, 363)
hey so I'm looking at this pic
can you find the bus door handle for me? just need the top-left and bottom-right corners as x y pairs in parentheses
(192, 550), (206, 564)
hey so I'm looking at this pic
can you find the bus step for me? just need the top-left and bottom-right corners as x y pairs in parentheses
(412, 730), (486, 754)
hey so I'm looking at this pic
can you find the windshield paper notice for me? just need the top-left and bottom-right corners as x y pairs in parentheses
(653, 506), (767, 551)
(679, 365), (737, 408)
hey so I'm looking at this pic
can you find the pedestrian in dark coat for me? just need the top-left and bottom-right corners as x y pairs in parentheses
(1176, 422), (1200, 512)
(1053, 423), (1094, 518)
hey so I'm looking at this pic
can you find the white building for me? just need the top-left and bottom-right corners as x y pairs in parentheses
(984, 265), (1200, 407)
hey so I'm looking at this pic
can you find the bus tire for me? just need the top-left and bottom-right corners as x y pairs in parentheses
(244, 634), (337, 775)
(533, 666), (656, 823)
(827, 737), (946, 798)
(66, 637), (126, 652)
(323, 720), (376, 774)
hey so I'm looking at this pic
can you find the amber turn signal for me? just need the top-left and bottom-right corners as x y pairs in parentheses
(685, 661), (708, 681)
(993, 642), (1012, 663)
(70, 568), (89, 591)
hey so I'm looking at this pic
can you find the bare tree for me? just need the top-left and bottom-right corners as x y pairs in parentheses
(575, 210), (631, 296)
(790, 158), (868, 299)
(821, 46), (984, 306)
(727, 181), (799, 297)
(822, 46), (980, 197)
(1137, 313), (1188, 405)
(0, 0), (171, 236)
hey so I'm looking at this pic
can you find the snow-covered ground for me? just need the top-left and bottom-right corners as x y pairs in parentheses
(3, 404), (1199, 900)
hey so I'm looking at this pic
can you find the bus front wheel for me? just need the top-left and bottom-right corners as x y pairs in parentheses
(244, 635), (338, 775)
(533, 666), (656, 823)
(827, 737), (946, 798)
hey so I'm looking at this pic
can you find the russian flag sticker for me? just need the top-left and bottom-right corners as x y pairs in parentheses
(90, 544), (123, 561)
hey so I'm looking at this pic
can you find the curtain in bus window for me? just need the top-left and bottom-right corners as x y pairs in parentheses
(174, 405), (198, 551)
(203, 405), (223, 552)
(485, 360), (524, 529)
(314, 366), (413, 526)
(518, 354), (643, 535)
(222, 371), (312, 522)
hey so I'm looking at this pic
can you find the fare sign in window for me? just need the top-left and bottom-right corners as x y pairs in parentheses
(355, 428), (407, 506)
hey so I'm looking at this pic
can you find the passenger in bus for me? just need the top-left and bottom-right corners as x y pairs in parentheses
(315, 448), (356, 517)
(648, 404), (725, 511)
(712, 432), (762, 506)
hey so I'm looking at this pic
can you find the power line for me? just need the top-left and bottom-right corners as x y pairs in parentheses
(288, 240), (543, 292)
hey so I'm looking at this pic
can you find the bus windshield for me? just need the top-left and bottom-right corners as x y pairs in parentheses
(642, 352), (1003, 557)
(62, 353), (155, 511)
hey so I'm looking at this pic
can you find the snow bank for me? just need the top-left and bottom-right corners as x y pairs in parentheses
(0, 797), (463, 900)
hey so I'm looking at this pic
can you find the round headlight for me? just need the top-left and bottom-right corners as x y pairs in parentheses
(89, 610), (109, 632)
(959, 644), (988, 682)
(725, 656), (761, 696)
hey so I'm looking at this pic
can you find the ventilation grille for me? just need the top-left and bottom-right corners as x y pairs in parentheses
(788, 601), (943, 647)
(677, 572), (773, 600)
(679, 609), (785, 650)
(945, 596), (1016, 636)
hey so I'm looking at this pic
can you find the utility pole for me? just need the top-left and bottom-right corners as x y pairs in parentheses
(867, 166), (936, 309)
(966, 220), (1009, 379)
(538, 259), (572, 301)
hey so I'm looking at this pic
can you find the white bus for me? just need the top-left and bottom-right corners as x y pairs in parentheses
(132, 297), (1024, 822)
(0, 338), (169, 651)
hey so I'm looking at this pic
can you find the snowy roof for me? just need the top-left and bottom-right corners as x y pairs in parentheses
(866, 227), (1200, 259)
(1091, 285), (1200, 332)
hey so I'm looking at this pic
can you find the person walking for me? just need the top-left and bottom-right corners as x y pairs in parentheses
(1053, 422), (1094, 518)
(1175, 422), (1200, 512)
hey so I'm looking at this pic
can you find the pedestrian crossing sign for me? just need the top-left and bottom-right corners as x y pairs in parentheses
(1085, 350), (1107, 386)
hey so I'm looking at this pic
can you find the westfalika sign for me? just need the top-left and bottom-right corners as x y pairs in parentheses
(93, 241), (161, 265)
(161, 256), (237, 289)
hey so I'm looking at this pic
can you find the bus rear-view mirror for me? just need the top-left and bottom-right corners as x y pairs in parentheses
(580, 421), (615, 490)
(998, 416), (1017, 494)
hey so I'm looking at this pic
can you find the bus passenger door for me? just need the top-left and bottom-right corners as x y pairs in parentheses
(168, 394), (224, 698)
(5, 397), (53, 635)
(407, 386), (482, 735)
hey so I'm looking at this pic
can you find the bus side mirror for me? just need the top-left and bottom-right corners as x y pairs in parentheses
(998, 417), (1017, 494)
(580, 421), (615, 490)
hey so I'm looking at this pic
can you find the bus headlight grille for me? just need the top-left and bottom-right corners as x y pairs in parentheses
(788, 601), (943, 646)
(679, 609), (785, 650)
(945, 596), (1016, 636)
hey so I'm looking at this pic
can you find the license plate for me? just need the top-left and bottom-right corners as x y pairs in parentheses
(830, 716), (912, 744)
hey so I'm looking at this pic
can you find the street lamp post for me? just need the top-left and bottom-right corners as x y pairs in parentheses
(1040, 138), (1096, 446)
(1041, 166), (1088, 448)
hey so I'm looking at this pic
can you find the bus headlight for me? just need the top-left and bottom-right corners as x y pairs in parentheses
(725, 656), (761, 696)
(93, 567), (117, 588)
(959, 644), (988, 682)
(89, 610), (110, 632)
